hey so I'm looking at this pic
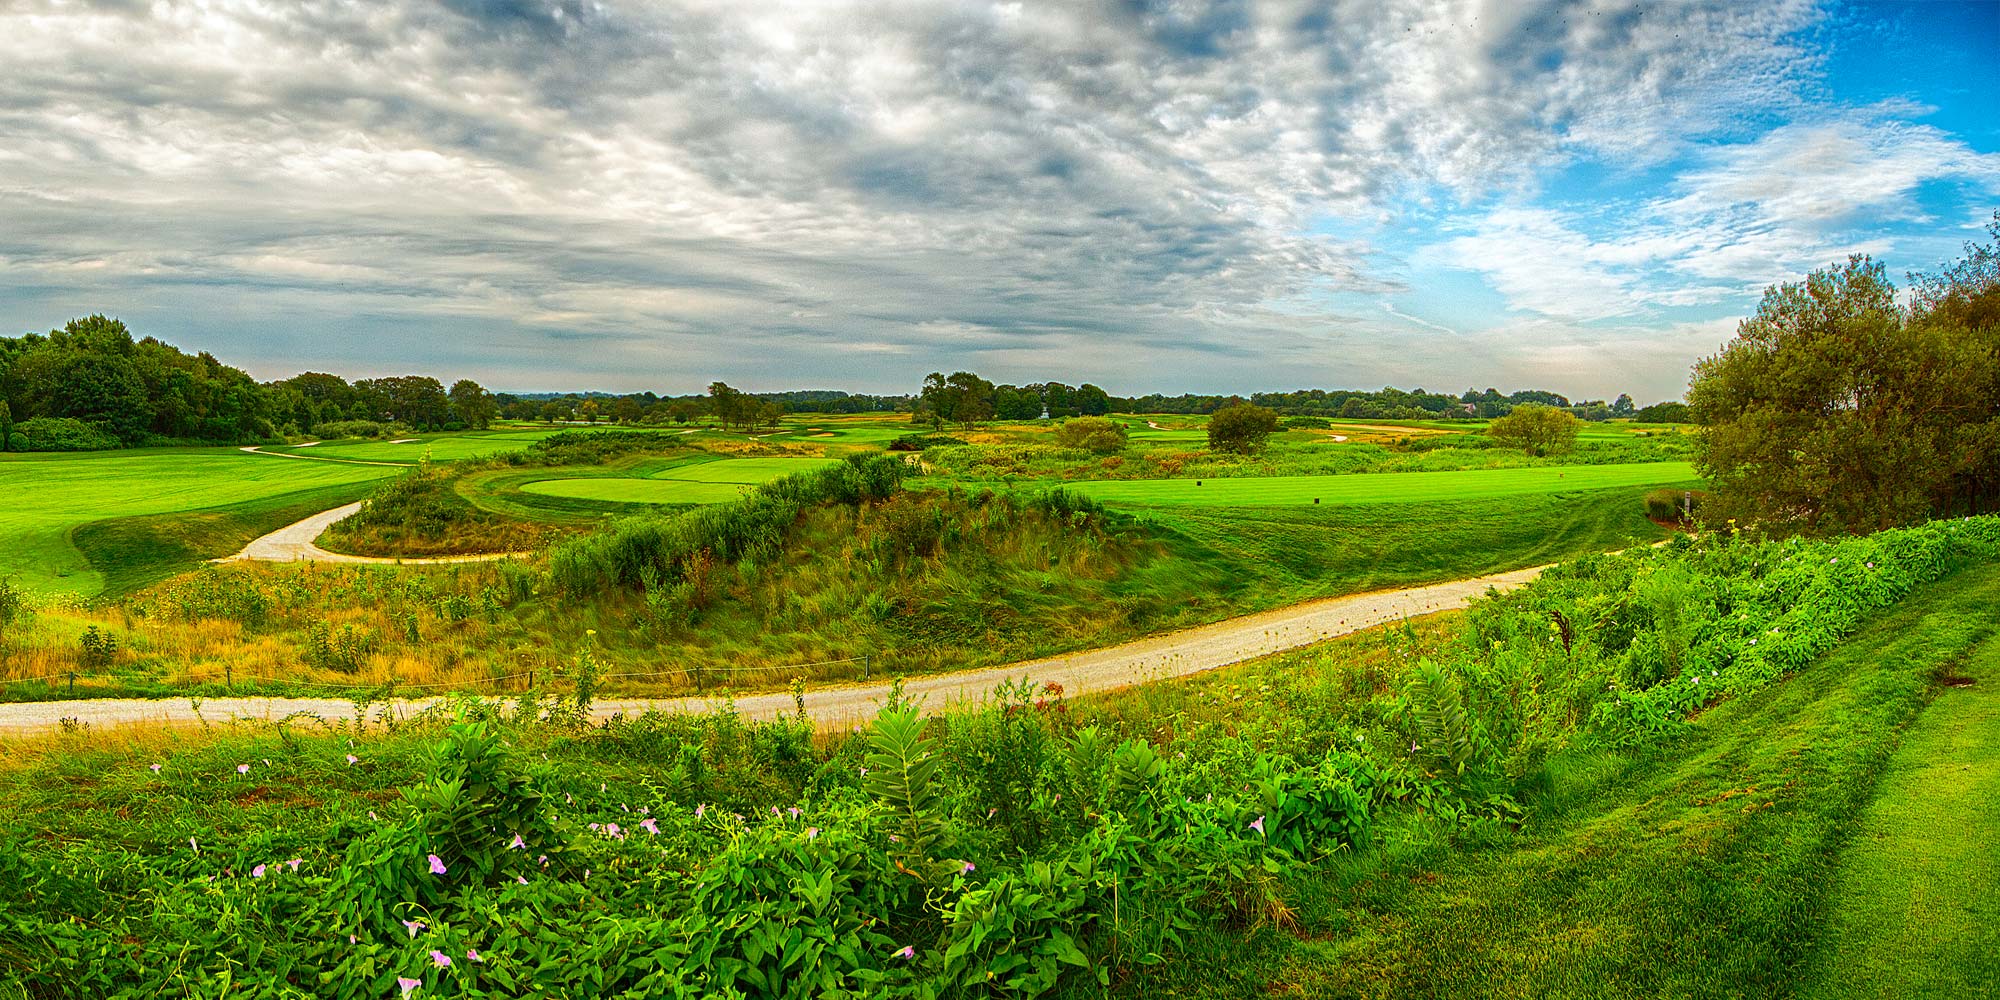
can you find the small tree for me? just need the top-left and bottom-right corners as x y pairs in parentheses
(1054, 416), (1127, 453)
(0, 400), (11, 452)
(1206, 403), (1278, 455)
(1487, 404), (1579, 456)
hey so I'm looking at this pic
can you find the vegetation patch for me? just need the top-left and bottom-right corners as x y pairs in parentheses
(1062, 460), (1698, 507)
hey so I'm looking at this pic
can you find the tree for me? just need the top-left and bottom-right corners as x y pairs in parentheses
(1634, 401), (1691, 423)
(1688, 254), (1996, 533)
(1207, 403), (1279, 454)
(1075, 383), (1111, 416)
(993, 384), (1043, 421)
(918, 371), (994, 428)
(0, 400), (10, 452)
(578, 400), (600, 424)
(1054, 416), (1127, 453)
(448, 379), (496, 429)
(538, 401), (563, 423)
(1610, 393), (1636, 418)
(1487, 404), (1579, 456)
(708, 382), (748, 430)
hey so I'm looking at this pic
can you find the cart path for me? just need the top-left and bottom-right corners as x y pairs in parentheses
(237, 445), (413, 468)
(0, 563), (1544, 737)
(218, 501), (529, 565)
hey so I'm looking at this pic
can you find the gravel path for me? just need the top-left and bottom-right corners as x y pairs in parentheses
(219, 503), (529, 565)
(0, 563), (1543, 738)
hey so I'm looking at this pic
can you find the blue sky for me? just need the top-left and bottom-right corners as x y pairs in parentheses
(1, 0), (1995, 403)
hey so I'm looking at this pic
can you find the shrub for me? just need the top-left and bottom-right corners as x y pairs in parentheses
(1206, 404), (1279, 455)
(310, 419), (398, 439)
(888, 433), (966, 451)
(12, 416), (120, 451)
(1281, 415), (1332, 429)
(1645, 488), (1706, 522)
(1053, 416), (1127, 454)
(1487, 404), (1580, 456)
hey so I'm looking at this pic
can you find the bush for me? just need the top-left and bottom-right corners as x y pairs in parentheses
(1206, 404), (1279, 455)
(888, 433), (966, 452)
(1281, 415), (1332, 429)
(12, 416), (120, 451)
(1052, 416), (1127, 454)
(1487, 404), (1579, 456)
(310, 420), (396, 440)
(1645, 488), (1706, 522)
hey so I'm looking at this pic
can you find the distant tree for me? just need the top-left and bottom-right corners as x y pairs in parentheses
(1207, 403), (1279, 454)
(708, 381), (748, 430)
(1075, 383), (1112, 416)
(578, 400), (600, 424)
(1691, 253), (1998, 532)
(919, 371), (995, 428)
(1054, 416), (1127, 453)
(611, 396), (644, 425)
(0, 400), (10, 452)
(539, 401), (563, 423)
(667, 399), (701, 425)
(448, 379), (496, 429)
(1040, 382), (1079, 418)
(1487, 404), (1579, 456)
(1634, 401), (1691, 423)
(993, 384), (1043, 421)
(756, 401), (785, 430)
(1611, 393), (1636, 418)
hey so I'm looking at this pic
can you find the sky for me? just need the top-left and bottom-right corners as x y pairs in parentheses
(1, 1), (1996, 403)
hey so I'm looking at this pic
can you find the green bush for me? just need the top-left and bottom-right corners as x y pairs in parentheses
(13, 416), (120, 451)
(888, 433), (965, 451)
(1281, 416), (1332, 429)
(1645, 487), (1705, 522)
(310, 419), (399, 440)
(1053, 416), (1128, 454)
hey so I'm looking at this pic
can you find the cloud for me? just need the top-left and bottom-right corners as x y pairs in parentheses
(0, 0), (1894, 396)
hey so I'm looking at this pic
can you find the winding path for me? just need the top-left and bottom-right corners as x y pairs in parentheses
(0, 563), (1543, 737)
(217, 502), (526, 565)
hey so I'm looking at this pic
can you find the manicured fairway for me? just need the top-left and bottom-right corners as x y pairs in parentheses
(1062, 460), (1698, 506)
(0, 449), (400, 595)
(272, 428), (668, 463)
(521, 456), (843, 506)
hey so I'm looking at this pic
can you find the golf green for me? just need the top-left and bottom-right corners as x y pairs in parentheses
(1061, 461), (1700, 507)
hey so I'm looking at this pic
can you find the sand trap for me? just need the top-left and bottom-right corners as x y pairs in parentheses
(389, 438), (418, 444)
(294, 441), (320, 447)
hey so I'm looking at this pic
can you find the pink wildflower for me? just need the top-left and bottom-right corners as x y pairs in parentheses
(805, 827), (819, 840)
(397, 977), (421, 995)
(1249, 815), (1266, 837)
(150, 763), (162, 773)
(237, 764), (250, 774)
(287, 858), (303, 871)
(430, 950), (451, 969)
(402, 919), (426, 938)
(252, 864), (266, 878)
(509, 833), (526, 850)
(189, 838), (199, 854)
(694, 803), (706, 818)
(894, 945), (916, 960)
(467, 949), (484, 963)
(515, 875), (528, 885)
(959, 861), (976, 875)
(428, 854), (448, 875)
(641, 818), (659, 835)
(346, 755), (358, 765)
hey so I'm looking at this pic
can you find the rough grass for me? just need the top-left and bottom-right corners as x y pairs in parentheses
(518, 456), (846, 506)
(1086, 564), (2000, 999)
(0, 449), (400, 596)
(1061, 461), (1698, 506)
(269, 427), (660, 463)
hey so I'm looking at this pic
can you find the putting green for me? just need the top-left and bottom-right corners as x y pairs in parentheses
(0, 449), (401, 595)
(1061, 461), (1700, 507)
(521, 456), (845, 506)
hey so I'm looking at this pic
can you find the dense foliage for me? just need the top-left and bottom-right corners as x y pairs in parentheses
(1205, 403), (1279, 455)
(1051, 417), (1127, 454)
(0, 316), (277, 448)
(1485, 403), (1579, 457)
(1691, 222), (2000, 533)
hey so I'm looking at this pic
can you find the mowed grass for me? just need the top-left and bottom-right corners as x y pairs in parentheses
(1063, 459), (1698, 506)
(0, 449), (400, 596)
(520, 456), (843, 506)
(272, 427), (669, 463)
(1797, 629), (2000, 1000)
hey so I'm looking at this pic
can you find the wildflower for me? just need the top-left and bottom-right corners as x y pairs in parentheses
(467, 949), (484, 963)
(894, 945), (916, 960)
(430, 950), (452, 969)
(589, 823), (601, 832)
(537, 855), (548, 865)
(237, 764), (250, 774)
(428, 854), (448, 875)
(509, 833), (526, 850)
(287, 858), (302, 871)
(888, 834), (901, 843)
(694, 803), (706, 818)
(605, 822), (622, 839)
(639, 805), (649, 815)
(150, 763), (162, 773)
(516, 875), (529, 884)
(397, 978), (421, 995)
(805, 827), (819, 839)
(621, 803), (630, 812)
(1749, 639), (1757, 646)
(403, 919), (427, 939)
(641, 818), (660, 835)
(959, 861), (976, 875)
(1249, 815), (1266, 837)
(859, 767), (868, 777)
(771, 806), (780, 816)
(189, 838), (199, 854)
(986, 808), (997, 819)
(252, 864), (267, 878)
(346, 755), (359, 765)
(789, 806), (801, 818)
(349, 934), (358, 944)
(370, 811), (379, 821)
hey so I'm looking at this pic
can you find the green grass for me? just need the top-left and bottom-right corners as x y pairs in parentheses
(273, 427), (668, 463)
(0, 449), (401, 596)
(1796, 631), (2000, 1000)
(521, 456), (845, 506)
(1061, 460), (1698, 506)
(1106, 563), (2000, 999)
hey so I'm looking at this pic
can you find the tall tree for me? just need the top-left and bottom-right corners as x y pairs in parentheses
(448, 379), (496, 429)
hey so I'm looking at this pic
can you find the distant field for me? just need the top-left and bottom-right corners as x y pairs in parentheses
(1062, 460), (1699, 506)
(0, 449), (400, 595)
(271, 427), (670, 463)
(521, 455), (842, 507)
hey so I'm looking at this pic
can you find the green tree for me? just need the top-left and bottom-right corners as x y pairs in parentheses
(0, 399), (10, 452)
(448, 379), (496, 429)
(1053, 416), (1127, 453)
(1206, 403), (1278, 454)
(538, 401), (563, 423)
(1075, 383), (1112, 416)
(919, 371), (995, 428)
(708, 381), (747, 430)
(1689, 254), (1995, 533)
(1611, 393), (1636, 418)
(1487, 404), (1580, 456)
(993, 384), (1043, 421)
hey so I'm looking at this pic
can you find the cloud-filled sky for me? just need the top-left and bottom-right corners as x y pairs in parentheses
(2, 0), (1995, 402)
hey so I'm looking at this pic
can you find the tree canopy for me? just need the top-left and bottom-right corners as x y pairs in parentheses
(1206, 403), (1279, 455)
(1487, 404), (1580, 457)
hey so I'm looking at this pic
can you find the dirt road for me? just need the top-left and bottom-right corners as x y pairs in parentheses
(219, 503), (527, 565)
(0, 564), (1542, 738)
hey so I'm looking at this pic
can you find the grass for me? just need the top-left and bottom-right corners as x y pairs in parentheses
(1796, 629), (2000, 1000)
(1086, 562), (2000, 998)
(521, 455), (844, 506)
(272, 427), (666, 463)
(1059, 460), (1698, 506)
(0, 449), (401, 596)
